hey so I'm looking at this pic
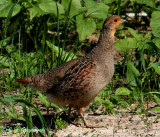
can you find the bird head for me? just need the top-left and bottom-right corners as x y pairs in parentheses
(102, 15), (125, 36)
(103, 15), (125, 30)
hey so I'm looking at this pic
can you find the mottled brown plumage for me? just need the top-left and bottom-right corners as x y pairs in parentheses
(17, 15), (124, 128)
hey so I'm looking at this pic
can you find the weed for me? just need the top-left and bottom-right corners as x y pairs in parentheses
(0, 0), (160, 136)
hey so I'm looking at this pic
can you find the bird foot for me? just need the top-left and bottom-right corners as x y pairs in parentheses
(71, 120), (101, 128)
(67, 116), (103, 128)
(84, 124), (102, 128)
(85, 125), (100, 128)
(72, 121), (82, 127)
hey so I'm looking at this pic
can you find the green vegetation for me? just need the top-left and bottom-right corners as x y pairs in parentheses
(0, 0), (160, 136)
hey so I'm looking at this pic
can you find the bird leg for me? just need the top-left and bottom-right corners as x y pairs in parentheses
(68, 107), (100, 128)
(68, 106), (72, 119)
(66, 105), (72, 123)
(77, 108), (100, 128)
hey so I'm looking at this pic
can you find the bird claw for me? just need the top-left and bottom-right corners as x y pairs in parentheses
(85, 125), (100, 128)
(71, 120), (101, 128)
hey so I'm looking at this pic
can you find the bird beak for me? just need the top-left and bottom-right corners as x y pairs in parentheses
(121, 19), (126, 23)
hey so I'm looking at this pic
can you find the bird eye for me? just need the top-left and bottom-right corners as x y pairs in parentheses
(114, 19), (118, 22)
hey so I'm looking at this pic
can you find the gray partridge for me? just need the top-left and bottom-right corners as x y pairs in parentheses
(17, 15), (124, 128)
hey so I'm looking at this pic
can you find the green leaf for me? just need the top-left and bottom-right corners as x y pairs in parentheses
(3, 98), (51, 137)
(144, 32), (152, 40)
(38, 93), (59, 108)
(154, 95), (160, 105)
(28, 7), (38, 19)
(95, 96), (106, 104)
(62, 0), (81, 17)
(28, 1), (64, 19)
(150, 11), (160, 37)
(103, 0), (116, 4)
(128, 28), (143, 39)
(115, 87), (131, 95)
(0, 37), (11, 47)
(135, 0), (154, 7)
(114, 38), (138, 52)
(38, 1), (64, 15)
(154, 67), (160, 75)
(28, 3), (44, 19)
(76, 14), (96, 41)
(154, 38), (160, 49)
(46, 41), (77, 61)
(0, 56), (9, 67)
(85, 0), (109, 19)
(149, 62), (160, 68)
(151, 107), (160, 112)
(0, 0), (21, 17)
(142, 42), (153, 50)
(127, 62), (140, 86)
(38, 93), (51, 108)
(150, 62), (160, 75)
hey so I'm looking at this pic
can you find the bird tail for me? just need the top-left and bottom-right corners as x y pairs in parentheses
(17, 74), (47, 92)
(17, 76), (34, 85)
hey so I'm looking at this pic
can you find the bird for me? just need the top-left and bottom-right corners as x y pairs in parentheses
(17, 15), (124, 128)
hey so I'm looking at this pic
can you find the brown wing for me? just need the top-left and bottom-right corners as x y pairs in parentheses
(42, 58), (82, 90)
(48, 56), (97, 100)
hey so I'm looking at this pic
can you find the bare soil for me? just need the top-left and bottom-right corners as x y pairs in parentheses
(56, 109), (160, 137)
(1, 102), (160, 137)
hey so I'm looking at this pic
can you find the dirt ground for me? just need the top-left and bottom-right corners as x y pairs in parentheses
(55, 110), (160, 137)
(1, 103), (160, 137)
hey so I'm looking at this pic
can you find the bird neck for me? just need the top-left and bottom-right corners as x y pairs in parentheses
(90, 27), (115, 55)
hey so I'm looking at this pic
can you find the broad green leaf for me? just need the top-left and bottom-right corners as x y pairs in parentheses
(127, 62), (140, 86)
(151, 107), (160, 112)
(39, 1), (64, 15)
(142, 33), (153, 50)
(142, 42), (153, 50)
(95, 96), (106, 104)
(95, 97), (114, 107)
(144, 32), (152, 40)
(151, 62), (160, 75)
(154, 95), (160, 105)
(150, 11), (160, 37)
(103, 0), (116, 4)
(135, 0), (154, 7)
(28, 1), (64, 19)
(128, 28), (143, 39)
(115, 87), (131, 95)
(112, 95), (120, 101)
(62, 0), (81, 17)
(114, 38), (138, 52)
(76, 14), (96, 41)
(28, 3), (44, 19)
(154, 38), (160, 49)
(149, 62), (160, 68)
(28, 7), (39, 19)
(0, 0), (21, 17)
(85, 0), (109, 19)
